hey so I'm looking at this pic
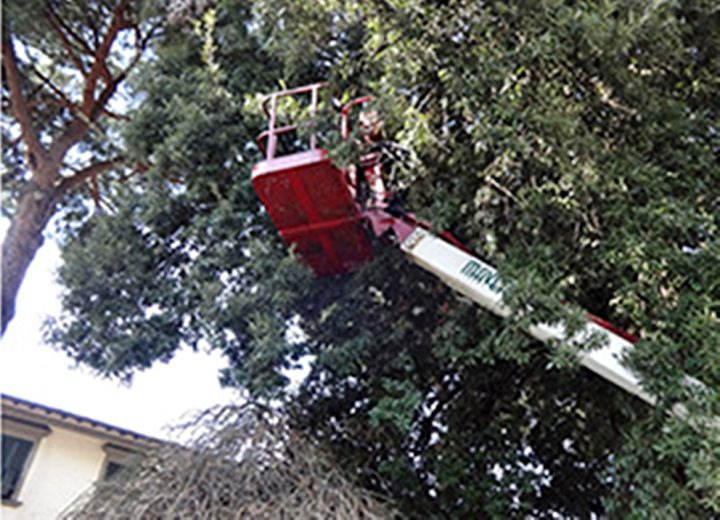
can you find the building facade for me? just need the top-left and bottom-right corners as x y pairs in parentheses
(2, 394), (159, 519)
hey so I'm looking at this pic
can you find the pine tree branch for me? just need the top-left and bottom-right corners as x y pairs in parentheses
(88, 19), (160, 121)
(91, 171), (102, 208)
(1, 36), (48, 175)
(85, 11), (102, 49)
(82, 1), (132, 113)
(90, 74), (123, 121)
(57, 159), (122, 193)
(45, 4), (113, 84)
(48, 120), (89, 165)
(26, 95), (69, 111)
(45, 7), (89, 75)
(45, 4), (94, 56)
(101, 108), (130, 121)
(119, 161), (151, 183)
(30, 66), (81, 113)
(48, 2), (136, 165)
(28, 93), (129, 122)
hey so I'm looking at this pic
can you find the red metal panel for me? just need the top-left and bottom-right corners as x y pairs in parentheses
(252, 149), (373, 276)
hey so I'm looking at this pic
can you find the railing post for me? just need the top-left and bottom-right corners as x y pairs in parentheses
(310, 85), (318, 150)
(341, 96), (372, 142)
(268, 94), (278, 159)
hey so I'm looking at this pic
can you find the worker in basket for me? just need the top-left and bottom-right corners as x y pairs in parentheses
(348, 107), (408, 216)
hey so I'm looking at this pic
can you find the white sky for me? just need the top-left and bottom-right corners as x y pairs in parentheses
(0, 226), (241, 440)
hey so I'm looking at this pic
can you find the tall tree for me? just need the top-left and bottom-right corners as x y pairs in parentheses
(1, 0), (159, 333)
(49, 0), (719, 516)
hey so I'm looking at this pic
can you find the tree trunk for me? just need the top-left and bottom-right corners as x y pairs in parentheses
(2, 186), (58, 334)
(1, 2), (143, 336)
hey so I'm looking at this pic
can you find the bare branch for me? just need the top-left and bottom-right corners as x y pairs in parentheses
(86, 77), (124, 125)
(117, 20), (161, 82)
(30, 66), (82, 113)
(57, 159), (122, 193)
(26, 95), (69, 112)
(485, 176), (522, 205)
(47, 3), (135, 165)
(1, 36), (48, 177)
(2, 134), (24, 148)
(45, 7), (89, 75)
(85, 12), (101, 49)
(46, 4), (95, 55)
(31, 65), (126, 121)
(47, 69), (125, 163)
(91, 171), (101, 208)
(101, 108), (130, 121)
(118, 161), (151, 184)
(87, 20), (161, 122)
(82, 1), (132, 112)
(51, 118), (93, 167)
(60, 404), (395, 519)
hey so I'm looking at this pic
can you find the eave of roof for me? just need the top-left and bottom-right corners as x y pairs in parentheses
(1, 393), (163, 448)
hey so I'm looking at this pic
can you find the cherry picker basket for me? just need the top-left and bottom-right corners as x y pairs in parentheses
(251, 84), (373, 276)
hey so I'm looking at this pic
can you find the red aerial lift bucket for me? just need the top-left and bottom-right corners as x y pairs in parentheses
(251, 84), (373, 277)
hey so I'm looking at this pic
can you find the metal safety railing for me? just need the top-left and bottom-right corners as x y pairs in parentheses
(257, 82), (326, 160)
(340, 95), (372, 141)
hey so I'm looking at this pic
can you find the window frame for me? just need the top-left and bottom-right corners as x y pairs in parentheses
(100, 443), (140, 481)
(1, 416), (50, 506)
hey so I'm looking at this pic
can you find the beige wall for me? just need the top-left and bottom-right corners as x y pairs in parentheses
(3, 425), (106, 520)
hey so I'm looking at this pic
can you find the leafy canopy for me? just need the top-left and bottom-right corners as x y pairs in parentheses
(49, 0), (719, 517)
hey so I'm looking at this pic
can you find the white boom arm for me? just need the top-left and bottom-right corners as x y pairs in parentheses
(400, 227), (714, 414)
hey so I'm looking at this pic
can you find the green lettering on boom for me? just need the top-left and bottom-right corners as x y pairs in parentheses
(460, 260), (502, 294)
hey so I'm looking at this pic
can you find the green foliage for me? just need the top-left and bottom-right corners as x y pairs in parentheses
(369, 378), (423, 435)
(49, 0), (719, 517)
(47, 193), (192, 377)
